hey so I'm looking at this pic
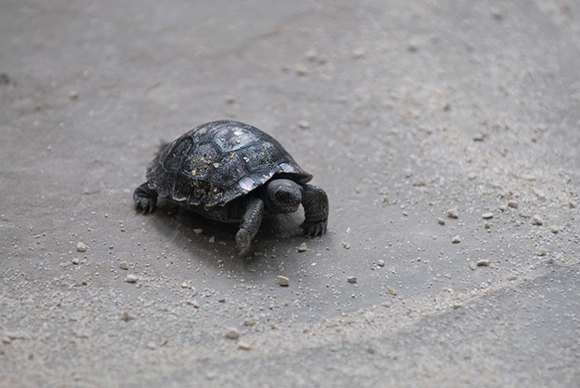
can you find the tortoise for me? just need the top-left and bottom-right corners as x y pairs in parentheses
(134, 120), (329, 253)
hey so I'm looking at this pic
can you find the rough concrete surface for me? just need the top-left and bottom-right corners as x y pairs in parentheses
(1, 0), (579, 386)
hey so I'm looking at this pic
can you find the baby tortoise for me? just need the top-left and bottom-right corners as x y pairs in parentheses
(134, 120), (329, 254)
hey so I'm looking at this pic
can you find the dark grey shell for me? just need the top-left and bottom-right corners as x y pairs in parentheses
(146, 120), (312, 207)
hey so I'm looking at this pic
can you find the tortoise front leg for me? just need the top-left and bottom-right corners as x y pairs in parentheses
(134, 182), (158, 214)
(235, 196), (264, 254)
(301, 184), (328, 237)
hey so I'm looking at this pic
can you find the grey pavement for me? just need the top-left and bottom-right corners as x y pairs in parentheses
(1, 0), (579, 386)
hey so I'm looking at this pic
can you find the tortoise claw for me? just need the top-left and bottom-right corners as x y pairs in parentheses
(133, 183), (158, 214)
(302, 220), (327, 237)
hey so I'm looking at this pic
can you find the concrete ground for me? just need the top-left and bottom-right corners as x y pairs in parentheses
(1, 0), (579, 386)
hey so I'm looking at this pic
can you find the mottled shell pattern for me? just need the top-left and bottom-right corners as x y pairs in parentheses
(146, 120), (312, 207)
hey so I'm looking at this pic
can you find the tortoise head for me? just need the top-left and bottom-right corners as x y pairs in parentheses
(263, 178), (303, 213)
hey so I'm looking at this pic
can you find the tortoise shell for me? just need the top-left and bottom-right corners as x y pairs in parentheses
(146, 120), (312, 207)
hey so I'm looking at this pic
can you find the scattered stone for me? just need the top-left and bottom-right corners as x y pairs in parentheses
(352, 48), (366, 59)
(119, 261), (129, 270)
(443, 103), (451, 111)
(437, 218), (445, 225)
(491, 8), (504, 20)
(146, 342), (157, 350)
(0, 73), (10, 85)
(476, 259), (489, 267)
(224, 95), (235, 104)
(208, 236), (215, 243)
(126, 274), (139, 283)
(186, 301), (199, 308)
(297, 242), (308, 252)
(386, 287), (398, 296)
(551, 226), (560, 234)
(297, 120), (310, 129)
(447, 208), (459, 219)
(218, 297), (226, 303)
(532, 215), (543, 225)
(570, 201), (576, 209)
(295, 64), (309, 76)
(482, 212), (493, 219)
(347, 276), (357, 284)
(225, 328), (239, 340)
(244, 318), (257, 327)
(519, 212), (531, 218)
(69, 91), (79, 100)
(508, 200), (519, 209)
(367, 346), (375, 354)
(121, 312), (133, 321)
(238, 342), (252, 350)
(193, 228), (204, 235)
(5, 331), (30, 340)
(71, 257), (80, 265)
(537, 248), (548, 256)
(452, 235), (462, 244)
(484, 222), (491, 229)
(342, 242), (351, 249)
(76, 242), (88, 252)
(277, 275), (290, 287)
(377, 259), (385, 267)
(473, 133), (486, 142)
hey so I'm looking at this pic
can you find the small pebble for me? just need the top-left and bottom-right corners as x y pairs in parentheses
(126, 274), (139, 283)
(76, 242), (88, 252)
(508, 200), (518, 209)
(551, 226), (560, 234)
(119, 261), (129, 270)
(295, 65), (309, 76)
(352, 48), (366, 59)
(491, 8), (504, 20)
(447, 208), (459, 219)
(297, 242), (308, 252)
(437, 218), (445, 225)
(71, 257), (80, 265)
(347, 276), (357, 284)
(297, 120), (310, 129)
(482, 212), (493, 219)
(476, 259), (489, 267)
(208, 236), (216, 243)
(121, 312), (133, 321)
(69, 91), (79, 100)
(224, 95), (235, 104)
(277, 275), (290, 287)
(342, 242), (351, 249)
(377, 259), (385, 267)
(532, 215), (543, 225)
(146, 342), (157, 350)
(484, 222), (491, 229)
(386, 287), (398, 296)
(193, 228), (204, 235)
(537, 248), (548, 256)
(244, 318), (257, 327)
(297, 243), (308, 252)
(225, 328), (239, 340)
(238, 342), (252, 351)
(452, 235), (462, 244)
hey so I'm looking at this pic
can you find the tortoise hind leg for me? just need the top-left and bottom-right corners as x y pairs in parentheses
(134, 182), (158, 214)
(235, 196), (264, 255)
(301, 184), (328, 237)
